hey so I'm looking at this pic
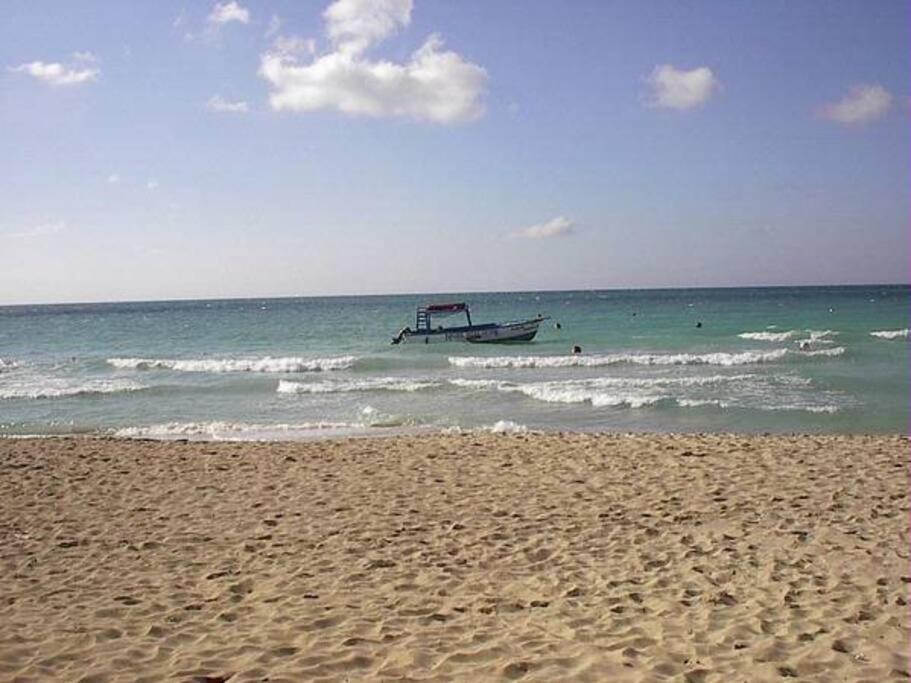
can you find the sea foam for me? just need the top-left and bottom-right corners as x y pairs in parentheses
(108, 355), (357, 373)
(277, 377), (440, 394)
(450, 375), (835, 412)
(113, 420), (366, 440)
(739, 329), (836, 343)
(485, 420), (529, 434)
(738, 331), (796, 342)
(0, 378), (146, 400)
(449, 349), (791, 369)
(450, 374), (757, 390)
(870, 329), (909, 340)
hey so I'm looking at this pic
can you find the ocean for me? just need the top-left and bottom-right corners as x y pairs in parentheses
(0, 286), (907, 439)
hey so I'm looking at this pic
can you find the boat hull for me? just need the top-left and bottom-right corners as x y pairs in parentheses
(399, 319), (543, 344)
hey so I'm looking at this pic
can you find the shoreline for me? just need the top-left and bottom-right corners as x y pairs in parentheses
(1, 433), (908, 681)
(2, 423), (909, 443)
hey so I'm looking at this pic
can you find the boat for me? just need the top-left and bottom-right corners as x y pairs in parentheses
(391, 302), (548, 344)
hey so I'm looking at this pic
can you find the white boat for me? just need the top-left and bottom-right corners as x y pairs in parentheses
(392, 302), (548, 344)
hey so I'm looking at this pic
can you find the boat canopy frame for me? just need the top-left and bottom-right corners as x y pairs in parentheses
(416, 302), (472, 331)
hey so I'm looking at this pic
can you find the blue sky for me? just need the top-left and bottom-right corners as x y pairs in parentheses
(1, 0), (908, 304)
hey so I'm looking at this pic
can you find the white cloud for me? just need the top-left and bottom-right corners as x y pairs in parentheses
(512, 216), (575, 240)
(271, 35), (317, 57)
(107, 174), (121, 184)
(258, 0), (486, 124)
(324, 0), (412, 54)
(208, 1), (250, 25)
(820, 84), (893, 125)
(9, 58), (99, 86)
(266, 14), (282, 38)
(2, 221), (65, 240)
(644, 64), (720, 110)
(207, 95), (249, 113)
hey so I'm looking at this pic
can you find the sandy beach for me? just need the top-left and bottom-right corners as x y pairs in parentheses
(0, 433), (908, 682)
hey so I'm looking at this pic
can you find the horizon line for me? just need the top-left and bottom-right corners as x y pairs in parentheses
(1, 281), (907, 309)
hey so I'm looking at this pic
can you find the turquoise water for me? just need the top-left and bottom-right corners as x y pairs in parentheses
(0, 286), (907, 439)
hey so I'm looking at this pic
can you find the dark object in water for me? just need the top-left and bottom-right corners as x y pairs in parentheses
(572, 345), (582, 355)
(391, 302), (548, 344)
(696, 321), (703, 328)
(554, 322), (562, 330)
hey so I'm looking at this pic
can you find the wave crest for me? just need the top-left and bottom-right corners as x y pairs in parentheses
(0, 379), (146, 400)
(486, 420), (529, 434)
(739, 329), (836, 343)
(108, 356), (357, 373)
(739, 331), (796, 342)
(277, 377), (440, 394)
(449, 349), (791, 369)
(113, 420), (366, 440)
(870, 329), (909, 340)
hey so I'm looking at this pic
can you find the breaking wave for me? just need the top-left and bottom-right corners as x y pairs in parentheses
(453, 379), (668, 408)
(450, 374), (760, 390)
(739, 329), (836, 343)
(450, 376), (840, 412)
(798, 346), (845, 357)
(277, 377), (440, 394)
(108, 356), (357, 373)
(450, 349), (793, 369)
(739, 331), (796, 342)
(0, 379), (146, 400)
(449, 346), (846, 369)
(0, 358), (17, 373)
(870, 329), (909, 340)
(486, 420), (529, 434)
(113, 420), (369, 440)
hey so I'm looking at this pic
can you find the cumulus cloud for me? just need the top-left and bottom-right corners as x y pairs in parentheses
(9, 55), (99, 86)
(325, 0), (412, 54)
(258, 0), (487, 124)
(2, 221), (65, 240)
(207, 95), (249, 113)
(512, 216), (575, 240)
(644, 64), (720, 110)
(208, 1), (250, 26)
(820, 84), (893, 125)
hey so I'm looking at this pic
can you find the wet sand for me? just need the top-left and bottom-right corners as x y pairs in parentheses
(0, 433), (908, 682)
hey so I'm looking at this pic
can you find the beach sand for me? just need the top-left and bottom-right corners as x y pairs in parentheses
(0, 433), (908, 682)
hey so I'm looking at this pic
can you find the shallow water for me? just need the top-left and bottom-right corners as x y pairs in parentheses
(0, 285), (907, 438)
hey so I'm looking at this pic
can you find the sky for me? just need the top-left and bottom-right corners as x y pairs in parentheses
(0, 0), (908, 305)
